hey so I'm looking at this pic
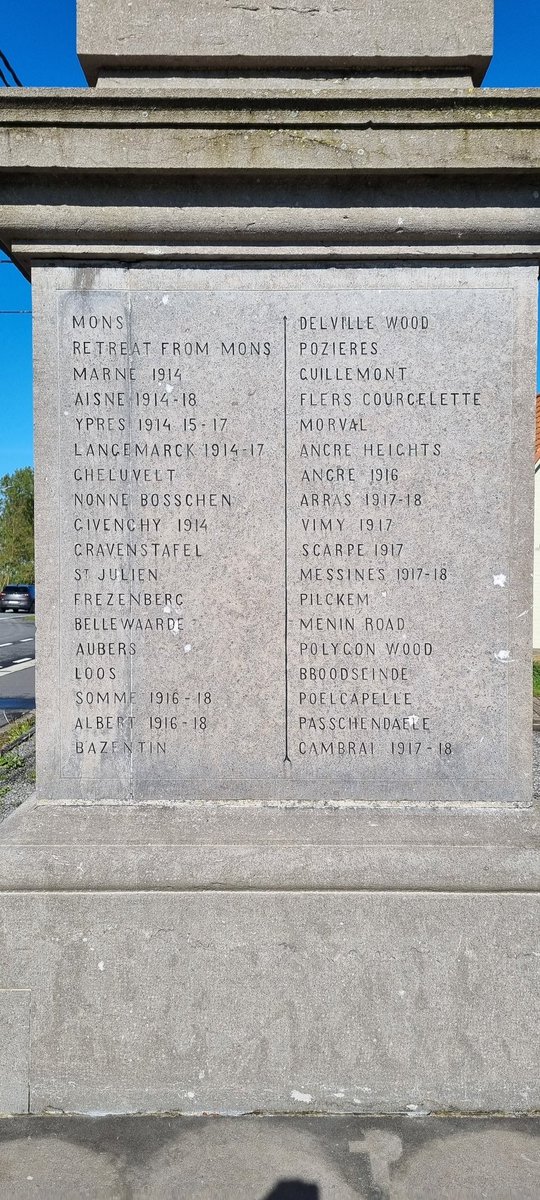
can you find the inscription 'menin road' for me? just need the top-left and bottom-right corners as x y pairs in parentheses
(55, 280), (514, 804)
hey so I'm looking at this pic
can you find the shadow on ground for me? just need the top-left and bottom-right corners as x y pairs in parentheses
(263, 1184), (319, 1200)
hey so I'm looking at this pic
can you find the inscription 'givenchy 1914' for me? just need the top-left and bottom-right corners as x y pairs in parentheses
(56, 281), (512, 803)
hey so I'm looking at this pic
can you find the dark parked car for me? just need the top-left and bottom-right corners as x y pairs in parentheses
(0, 583), (35, 613)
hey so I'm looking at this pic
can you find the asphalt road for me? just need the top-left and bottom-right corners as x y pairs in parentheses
(0, 613), (35, 713)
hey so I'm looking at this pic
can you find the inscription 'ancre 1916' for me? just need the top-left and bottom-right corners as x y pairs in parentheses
(54, 281), (513, 803)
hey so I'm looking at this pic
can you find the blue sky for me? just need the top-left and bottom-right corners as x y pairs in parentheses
(0, 0), (539, 477)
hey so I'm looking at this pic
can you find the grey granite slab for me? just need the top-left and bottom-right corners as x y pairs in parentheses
(33, 263), (535, 806)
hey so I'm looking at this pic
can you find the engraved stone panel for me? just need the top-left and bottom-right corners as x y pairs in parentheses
(33, 264), (534, 805)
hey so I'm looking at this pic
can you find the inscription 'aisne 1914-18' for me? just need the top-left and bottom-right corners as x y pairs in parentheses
(55, 284), (512, 803)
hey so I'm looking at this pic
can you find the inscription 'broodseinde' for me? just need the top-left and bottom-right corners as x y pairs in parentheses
(55, 283), (513, 803)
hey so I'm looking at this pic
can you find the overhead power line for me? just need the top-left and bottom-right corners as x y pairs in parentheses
(0, 49), (22, 87)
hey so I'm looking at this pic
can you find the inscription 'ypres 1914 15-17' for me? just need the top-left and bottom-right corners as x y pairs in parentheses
(54, 280), (513, 804)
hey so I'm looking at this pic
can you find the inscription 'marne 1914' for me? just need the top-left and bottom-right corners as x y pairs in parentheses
(56, 283), (512, 803)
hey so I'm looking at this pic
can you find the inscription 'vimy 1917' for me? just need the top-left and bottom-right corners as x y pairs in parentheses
(51, 271), (515, 804)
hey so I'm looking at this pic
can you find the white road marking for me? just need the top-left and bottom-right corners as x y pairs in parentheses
(0, 642), (13, 647)
(20, 638), (33, 642)
(13, 657), (31, 664)
(0, 659), (35, 677)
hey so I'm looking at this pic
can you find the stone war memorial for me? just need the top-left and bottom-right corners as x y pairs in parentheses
(1, 0), (540, 1154)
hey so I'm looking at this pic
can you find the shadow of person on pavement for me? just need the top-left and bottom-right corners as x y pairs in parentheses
(262, 1182), (319, 1200)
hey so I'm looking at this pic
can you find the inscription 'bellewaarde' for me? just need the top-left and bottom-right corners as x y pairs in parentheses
(56, 285), (512, 803)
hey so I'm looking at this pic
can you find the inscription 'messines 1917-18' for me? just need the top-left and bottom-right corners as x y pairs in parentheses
(56, 288), (510, 801)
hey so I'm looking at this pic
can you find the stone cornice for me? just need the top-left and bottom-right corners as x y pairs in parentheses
(1, 87), (540, 268)
(0, 88), (540, 175)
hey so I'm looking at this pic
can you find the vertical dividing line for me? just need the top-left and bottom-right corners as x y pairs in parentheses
(284, 315), (291, 763)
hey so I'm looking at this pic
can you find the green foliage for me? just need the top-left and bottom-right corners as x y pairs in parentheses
(0, 712), (35, 753)
(0, 750), (24, 773)
(0, 467), (34, 586)
(533, 662), (540, 697)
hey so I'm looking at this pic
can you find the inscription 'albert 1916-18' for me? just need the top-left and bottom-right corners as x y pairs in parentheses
(42, 266), (519, 805)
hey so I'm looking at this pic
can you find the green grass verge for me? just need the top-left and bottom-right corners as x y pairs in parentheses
(533, 662), (540, 697)
(0, 712), (35, 753)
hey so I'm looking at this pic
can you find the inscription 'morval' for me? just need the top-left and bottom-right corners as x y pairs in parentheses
(56, 284), (511, 802)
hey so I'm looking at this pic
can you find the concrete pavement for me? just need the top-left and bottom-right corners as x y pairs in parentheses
(0, 1114), (539, 1199)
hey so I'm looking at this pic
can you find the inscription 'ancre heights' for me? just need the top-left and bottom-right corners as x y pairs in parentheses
(55, 284), (512, 802)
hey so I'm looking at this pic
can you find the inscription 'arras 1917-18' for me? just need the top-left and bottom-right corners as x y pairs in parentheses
(51, 270), (515, 804)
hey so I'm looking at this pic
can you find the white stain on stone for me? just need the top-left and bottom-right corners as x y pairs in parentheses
(97, 961), (104, 971)
(291, 1090), (313, 1103)
(493, 574), (507, 587)
(187, 1091), (195, 1098)
(184, 643), (192, 653)
(163, 605), (171, 614)
(349, 1131), (403, 1192)
(494, 649), (511, 661)
(162, 295), (169, 305)
(404, 714), (418, 728)
(165, 384), (173, 393)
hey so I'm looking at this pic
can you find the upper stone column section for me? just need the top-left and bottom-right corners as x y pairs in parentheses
(77, 0), (493, 86)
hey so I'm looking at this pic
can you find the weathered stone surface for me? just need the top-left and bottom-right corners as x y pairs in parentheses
(5, 178), (540, 270)
(32, 262), (534, 805)
(0, 990), (30, 1114)
(76, 0), (493, 82)
(3, 91), (540, 180)
(1, 890), (539, 1115)
(2, 800), (540, 890)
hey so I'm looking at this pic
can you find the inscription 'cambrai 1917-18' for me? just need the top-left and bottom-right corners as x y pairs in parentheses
(38, 265), (524, 806)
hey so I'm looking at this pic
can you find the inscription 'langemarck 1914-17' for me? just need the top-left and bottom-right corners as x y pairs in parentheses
(55, 279), (513, 804)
